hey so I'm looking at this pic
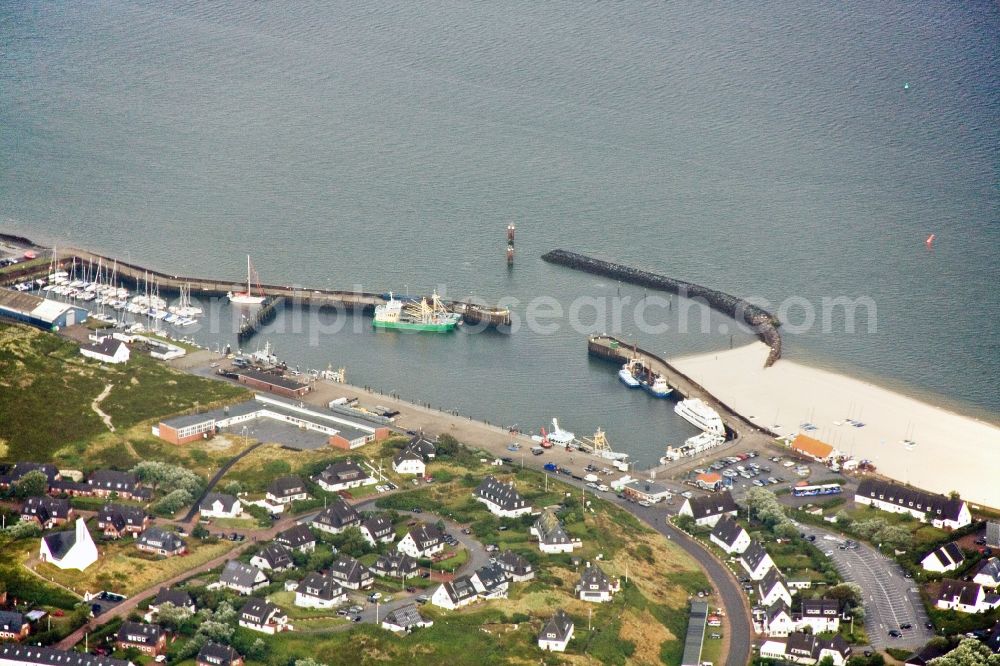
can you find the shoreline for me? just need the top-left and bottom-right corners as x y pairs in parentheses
(671, 342), (1000, 508)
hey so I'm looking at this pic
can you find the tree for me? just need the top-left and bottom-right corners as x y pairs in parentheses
(5, 519), (42, 540)
(435, 434), (459, 457)
(819, 656), (835, 666)
(928, 637), (1000, 666)
(192, 524), (210, 539)
(295, 659), (329, 666)
(332, 527), (370, 558)
(14, 470), (49, 499)
(744, 487), (793, 531)
(154, 602), (193, 631)
(223, 481), (242, 497)
(262, 460), (292, 477)
(152, 489), (194, 517)
(827, 583), (863, 607)
(874, 524), (912, 552)
(835, 510), (853, 527)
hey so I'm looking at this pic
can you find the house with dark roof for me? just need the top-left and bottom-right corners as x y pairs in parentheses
(97, 504), (149, 539)
(397, 523), (445, 559)
(537, 609), (574, 652)
(380, 604), (433, 634)
(759, 631), (852, 665)
(755, 601), (795, 637)
(798, 598), (842, 634)
(21, 497), (73, 529)
(136, 527), (186, 557)
(678, 491), (739, 527)
(0, 611), (30, 641)
(921, 542), (965, 573)
(758, 568), (793, 607)
(145, 588), (194, 622)
(471, 564), (509, 599)
(328, 555), (373, 590)
(114, 622), (166, 656)
(474, 476), (531, 518)
(531, 508), (581, 554)
(985, 620), (1000, 654)
(405, 435), (436, 460)
(86, 471), (142, 499)
(430, 575), (480, 610)
(265, 476), (308, 505)
(392, 448), (426, 476)
(313, 461), (375, 492)
(250, 543), (293, 571)
(904, 642), (952, 666)
(199, 493), (242, 519)
(275, 524), (316, 553)
(238, 598), (290, 634)
(575, 562), (619, 603)
(359, 514), (395, 547)
(215, 561), (269, 595)
(0, 463), (59, 490)
(0, 644), (133, 666)
(196, 643), (243, 666)
(740, 540), (775, 580)
(973, 557), (1000, 589)
(496, 550), (535, 582)
(39, 518), (98, 571)
(80, 337), (130, 365)
(294, 572), (346, 609)
(935, 579), (1000, 614)
(709, 515), (751, 555)
(310, 498), (360, 534)
(371, 552), (419, 579)
(855, 479), (971, 530)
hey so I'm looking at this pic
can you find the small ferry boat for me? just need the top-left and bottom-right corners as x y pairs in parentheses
(674, 398), (725, 436)
(228, 255), (267, 305)
(618, 363), (641, 388)
(373, 291), (461, 332)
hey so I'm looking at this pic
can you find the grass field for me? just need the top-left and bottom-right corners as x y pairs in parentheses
(0, 322), (248, 464)
(22, 529), (236, 596)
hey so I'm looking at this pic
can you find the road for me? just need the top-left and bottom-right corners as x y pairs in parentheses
(796, 522), (934, 651)
(182, 443), (262, 523)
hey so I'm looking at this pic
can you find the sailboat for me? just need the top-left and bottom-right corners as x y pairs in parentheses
(227, 255), (266, 305)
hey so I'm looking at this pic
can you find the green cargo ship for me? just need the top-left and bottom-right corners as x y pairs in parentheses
(373, 291), (461, 332)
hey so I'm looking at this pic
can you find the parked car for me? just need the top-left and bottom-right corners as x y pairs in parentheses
(888, 629), (901, 638)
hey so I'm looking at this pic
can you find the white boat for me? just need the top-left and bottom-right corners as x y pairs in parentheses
(674, 398), (725, 436)
(618, 364), (641, 388)
(546, 418), (575, 445)
(227, 255), (266, 305)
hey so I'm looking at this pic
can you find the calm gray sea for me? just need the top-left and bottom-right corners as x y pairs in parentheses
(2, 1), (998, 466)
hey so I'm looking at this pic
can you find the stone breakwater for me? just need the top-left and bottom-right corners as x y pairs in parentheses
(541, 249), (782, 366)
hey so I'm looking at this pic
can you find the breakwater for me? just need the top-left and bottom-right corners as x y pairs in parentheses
(543, 249), (782, 366)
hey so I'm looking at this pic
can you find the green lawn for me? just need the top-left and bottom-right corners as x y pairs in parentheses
(0, 322), (247, 463)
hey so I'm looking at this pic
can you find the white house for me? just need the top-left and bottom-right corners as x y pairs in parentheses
(531, 509), (581, 554)
(758, 569), (793, 608)
(294, 573), (346, 609)
(740, 541), (775, 581)
(381, 604), (433, 634)
(756, 602), (796, 637)
(677, 491), (739, 527)
(474, 476), (532, 518)
(973, 558), (1000, 588)
(392, 448), (425, 476)
(921, 543), (965, 573)
(397, 524), (445, 559)
(709, 515), (751, 555)
(537, 609), (574, 652)
(359, 514), (395, 547)
(215, 561), (269, 595)
(80, 338), (130, 365)
(431, 576), (480, 610)
(313, 460), (375, 492)
(936, 580), (1000, 614)
(238, 598), (290, 635)
(265, 476), (309, 506)
(855, 479), (971, 530)
(38, 518), (98, 571)
(575, 563), (619, 603)
(759, 632), (852, 666)
(199, 493), (242, 519)
(797, 599), (842, 634)
(250, 543), (293, 571)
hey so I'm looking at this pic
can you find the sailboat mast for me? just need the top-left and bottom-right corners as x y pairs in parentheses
(247, 255), (252, 295)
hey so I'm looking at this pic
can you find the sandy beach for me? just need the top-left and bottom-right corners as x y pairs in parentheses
(671, 342), (1000, 509)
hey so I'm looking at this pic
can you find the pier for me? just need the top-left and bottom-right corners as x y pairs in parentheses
(588, 334), (775, 474)
(545, 249), (782, 366)
(237, 296), (284, 341)
(1, 245), (511, 329)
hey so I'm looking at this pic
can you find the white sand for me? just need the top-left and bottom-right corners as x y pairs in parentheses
(671, 342), (1000, 509)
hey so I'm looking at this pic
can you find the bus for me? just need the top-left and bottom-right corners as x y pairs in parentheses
(792, 483), (842, 497)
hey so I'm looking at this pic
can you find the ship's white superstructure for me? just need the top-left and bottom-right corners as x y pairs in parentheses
(674, 398), (725, 436)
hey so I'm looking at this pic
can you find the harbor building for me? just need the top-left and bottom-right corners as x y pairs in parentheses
(154, 394), (389, 449)
(0, 288), (88, 331)
(233, 369), (309, 398)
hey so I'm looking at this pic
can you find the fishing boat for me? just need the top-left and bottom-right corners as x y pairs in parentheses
(674, 398), (725, 436)
(620, 358), (672, 397)
(546, 418), (575, 445)
(372, 291), (461, 332)
(579, 428), (630, 465)
(227, 255), (266, 305)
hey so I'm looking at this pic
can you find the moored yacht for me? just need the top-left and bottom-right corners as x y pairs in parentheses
(673, 398), (725, 436)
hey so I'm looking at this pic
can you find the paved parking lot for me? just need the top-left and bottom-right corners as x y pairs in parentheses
(796, 522), (934, 651)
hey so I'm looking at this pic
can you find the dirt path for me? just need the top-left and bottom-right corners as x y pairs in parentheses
(91, 383), (115, 432)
